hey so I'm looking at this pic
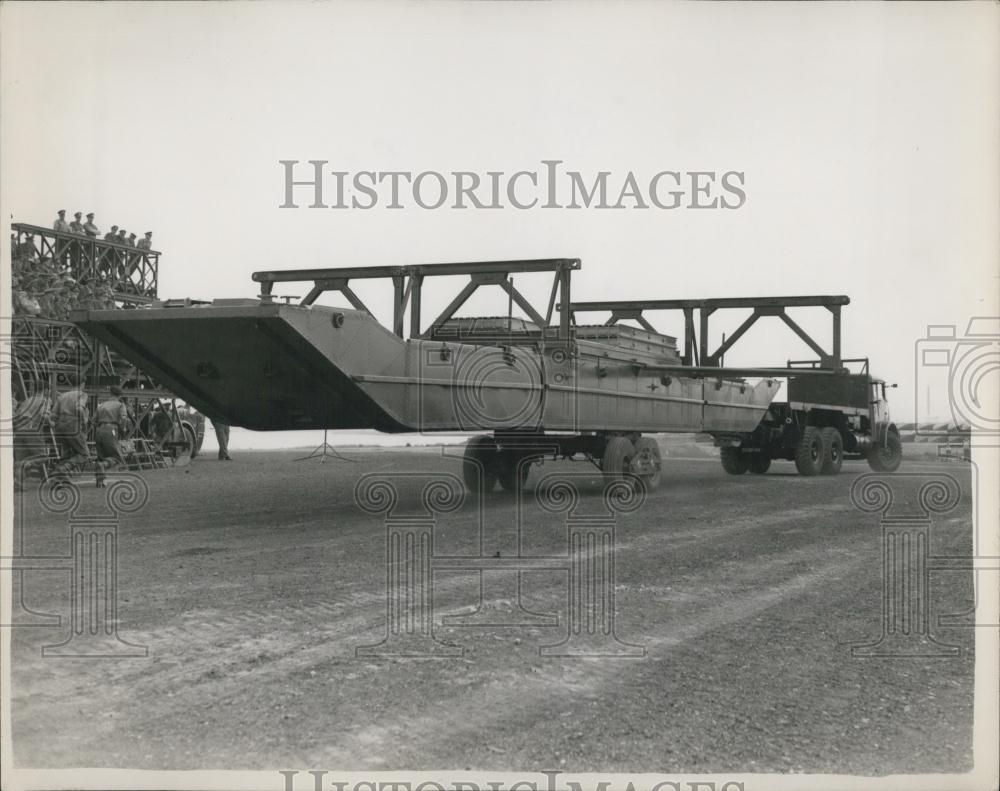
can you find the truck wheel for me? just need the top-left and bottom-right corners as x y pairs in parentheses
(867, 430), (902, 473)
(794, 426), (825, 476)
(720, 447), (749, 475)
(178, 424), (197, 466)
(820, 427), (843, 475)
(497, 453), (531, 494)
(181, 421), (199, 460)
(633, 437), (662, 491)
(463, 436), (499, 494)
(747, 455), (771, 474)
(602, 436), (637, 485)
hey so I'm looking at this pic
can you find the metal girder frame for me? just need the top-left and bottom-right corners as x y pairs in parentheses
(10, 317), (187, 459)
(11, 223), (159, 304)
(565, 295), (849, 368)
(252, 258), (581, 340)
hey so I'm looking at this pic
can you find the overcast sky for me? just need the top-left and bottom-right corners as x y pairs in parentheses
(2, 1), (997, 444)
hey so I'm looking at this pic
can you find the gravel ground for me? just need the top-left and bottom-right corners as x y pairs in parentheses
(8, 445), (977, 774)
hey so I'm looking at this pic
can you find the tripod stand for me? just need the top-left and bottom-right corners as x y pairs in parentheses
(294, 429), (355, 463)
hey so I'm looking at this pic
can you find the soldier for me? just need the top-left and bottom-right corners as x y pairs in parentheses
(53, 209), (71, 233)
(103, 225), (120, 242)
(84, 212), (100, 237)
(127, 232), (137, 247)
(51, 373), (91, 476)
(69, 212), (86, 234)
(117, 228), (128, 244)
(14, 232), (36, 261)
(13, 390), (53, 491)
(94, 385), (130, 488)
(137, 231), (153, 251)
(53, 210), (72, 267)
(213, 420), (233, 460)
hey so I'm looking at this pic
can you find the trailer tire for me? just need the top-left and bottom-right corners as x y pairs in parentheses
(497, 453), (531, 494)
(602, 436), (637, 485)
(720, 447), (749, 475)
(747, 455), (771, 474)
(794, 426), (825, 476)
(633, 437), (662, 491)
(820, 427), (843, 475)
(463, 436), (499, 494)
(867, 430), (902, 473)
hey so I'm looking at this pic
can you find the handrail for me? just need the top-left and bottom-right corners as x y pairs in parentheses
(11, 222), (159, 303)
(12, 222), (162, 255)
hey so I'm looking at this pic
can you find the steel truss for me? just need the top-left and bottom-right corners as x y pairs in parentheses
(12, 222), (159, 304)
(565, 295), (850, 370)
(12, 317), (194, 472)
(252, 258), (581, 340)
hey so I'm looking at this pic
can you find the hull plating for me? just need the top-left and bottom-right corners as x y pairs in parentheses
(74, 303), (779, 433)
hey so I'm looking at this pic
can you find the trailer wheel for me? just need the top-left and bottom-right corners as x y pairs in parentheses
(820, 427), (843, 475)
(747, 455), (771, 474)
(633, 437), (662, 491)
(497, 453), (532, 494)
(175, 424), (197, 467)
(463, 436), (499, 494)
(867, 430), (902, 473)
(794, 426), (825, 476)
(720, 447), (749, 475)
(602, 436), (637, 485)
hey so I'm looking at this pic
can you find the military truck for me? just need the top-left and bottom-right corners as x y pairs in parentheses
(708, 361), (902, 476)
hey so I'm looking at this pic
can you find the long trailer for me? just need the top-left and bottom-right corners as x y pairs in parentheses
(72, 258), (901, 493)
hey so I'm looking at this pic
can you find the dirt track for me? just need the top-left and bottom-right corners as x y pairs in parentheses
(9, 444), (976, 773)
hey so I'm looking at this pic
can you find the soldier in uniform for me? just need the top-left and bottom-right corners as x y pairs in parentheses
(69, 212), (86, 234)
(137, 231), (153, 250)
(14, 232), (36, 261)
(51, 373), (91, 476)
(213, 420), (232, 460)
(94, 385), (130, 488)
(83, 212), (100, 237)
(100, 224), (123, 279)
(13, 391), (53, 491)
(53, 210), (72, 266)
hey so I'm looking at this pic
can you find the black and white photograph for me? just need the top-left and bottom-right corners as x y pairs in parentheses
(1, 3), (998, 790)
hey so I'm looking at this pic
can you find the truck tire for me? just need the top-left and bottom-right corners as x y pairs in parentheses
(178, 424), (197, 466)
(720, 447), (749, 475)
(867, 430), (902, 473)
(820, 427), (843, 475)
(794, 426), (825, 476)
(181, 421), (200, 460)
(463, 436), (499, 494)
(747, 455), (771, 474)
(602, 436), (637, 485)
(633, 437), (662, 491)
(497, 453), (531, 494)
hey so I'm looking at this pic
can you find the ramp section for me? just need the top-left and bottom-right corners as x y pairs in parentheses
(74, 305), (407, 431)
